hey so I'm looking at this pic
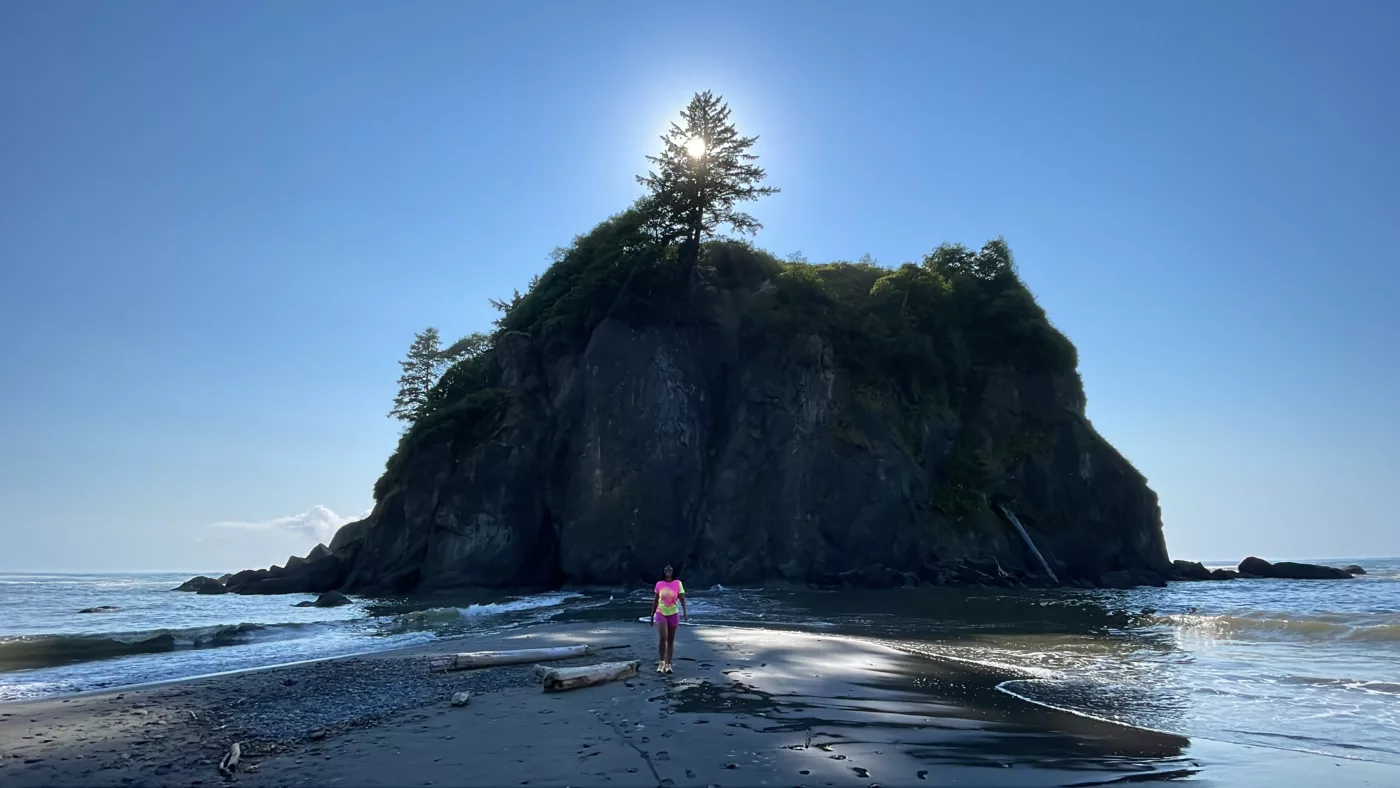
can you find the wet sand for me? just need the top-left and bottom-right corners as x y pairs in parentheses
(2, 621), (1396, 786)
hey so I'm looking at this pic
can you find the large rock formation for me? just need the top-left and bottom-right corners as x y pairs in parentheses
(205, 232), (1172, 594)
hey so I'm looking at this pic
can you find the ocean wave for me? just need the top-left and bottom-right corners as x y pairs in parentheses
(382, 592), (585, 631)
(1277, 676), (1400, 696)
(0, 622), (327, 672)
(1158, 612), (1400, 643)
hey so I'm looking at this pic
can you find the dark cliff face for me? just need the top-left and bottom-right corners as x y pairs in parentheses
(223, 232), (1169, 595)
(329, 302), (1164, 592)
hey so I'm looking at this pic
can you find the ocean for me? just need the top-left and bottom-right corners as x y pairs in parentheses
(3, 559), (1397, 766)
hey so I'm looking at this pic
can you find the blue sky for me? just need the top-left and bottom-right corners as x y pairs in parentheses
(1, 1), (1396, 572)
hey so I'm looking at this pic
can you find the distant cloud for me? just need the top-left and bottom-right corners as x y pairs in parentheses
(210, 505), (368, 545)
(199, 505), (371, 570)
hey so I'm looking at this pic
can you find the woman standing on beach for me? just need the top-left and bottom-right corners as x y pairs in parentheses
(651, 565), (687, 674)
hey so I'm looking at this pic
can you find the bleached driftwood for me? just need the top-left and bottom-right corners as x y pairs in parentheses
(218, 742), (241, 776)
(538, 660), (640, 692)
(997, 504), (1060, 584)
(428, 644), (594, 672)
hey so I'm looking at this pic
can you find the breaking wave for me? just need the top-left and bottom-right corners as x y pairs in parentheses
(0, 622), (327, 671)
(383, 592), (586, 632)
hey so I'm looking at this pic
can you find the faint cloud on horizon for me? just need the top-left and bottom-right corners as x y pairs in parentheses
(198, 505), (371, 570)
(208, 505), (369, 546)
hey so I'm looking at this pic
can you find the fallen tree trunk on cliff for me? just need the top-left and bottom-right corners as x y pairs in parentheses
(427, 644), (594, 672)
(997, 504), (1059, 584)
(537, 660), (640, 692)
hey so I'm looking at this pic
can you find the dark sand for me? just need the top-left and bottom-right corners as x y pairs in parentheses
(2, 622), (1396, 786)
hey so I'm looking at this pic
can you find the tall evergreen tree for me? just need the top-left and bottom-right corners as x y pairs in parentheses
(637, 91), (779, 269)
(388, 327), (443, 425)
(487, 274), (540, 329)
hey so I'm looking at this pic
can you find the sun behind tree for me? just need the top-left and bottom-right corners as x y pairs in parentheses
(637, 91), (779, 271)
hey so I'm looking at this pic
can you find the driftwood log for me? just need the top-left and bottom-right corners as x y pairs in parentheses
(218, 742), (241, 776)
(538, 660), (640, 692)
(428, 644), (594, 672)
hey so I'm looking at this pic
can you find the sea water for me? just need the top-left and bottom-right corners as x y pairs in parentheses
(3, 559), (1397, 766)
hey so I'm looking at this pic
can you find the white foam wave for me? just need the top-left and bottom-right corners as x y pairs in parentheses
(388, 592), (585, 630)
(1160, 611), (1400, 643)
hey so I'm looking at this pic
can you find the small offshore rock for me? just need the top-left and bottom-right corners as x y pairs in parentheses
(450, 692), (472, 707)
(173, 576), (227, 594)
(1343, 564), (1366, 575)
(1239, 556), (1352, 580)
(1169, 560), (1212, 581)
(78, 605), (121, 613)
(312, 590), (352, 608)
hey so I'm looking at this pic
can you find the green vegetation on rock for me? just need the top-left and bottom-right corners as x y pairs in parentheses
(376, 229), (1080, 513)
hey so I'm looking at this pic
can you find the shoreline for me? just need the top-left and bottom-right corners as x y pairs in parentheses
(2, 621), (1397, 786)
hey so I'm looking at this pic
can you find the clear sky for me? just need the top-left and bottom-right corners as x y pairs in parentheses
(1, 1), (1396, 572)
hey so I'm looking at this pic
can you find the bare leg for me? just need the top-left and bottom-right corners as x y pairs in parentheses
(665, 624), (678, 666)
(653, 616), (667, 666)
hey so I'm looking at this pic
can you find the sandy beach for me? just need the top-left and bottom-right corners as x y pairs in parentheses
(3, 621), (1397, 787)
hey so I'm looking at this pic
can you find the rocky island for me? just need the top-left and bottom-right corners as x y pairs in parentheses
(200, 215), (1178, 594)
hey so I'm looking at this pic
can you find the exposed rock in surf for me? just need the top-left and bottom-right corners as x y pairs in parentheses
(1238, 556), (1352, 580)
(218, 552), (349, 596)
(77, 605), (119, 613)
(1170, 560), (1213, 581)
(293, 590), (352, 608)
(1167, 561), (1238, 582)
(1237, 556), (1271, 577)
(1343, 565), (1366, 575)
(1269, 561), (1354, 580)
(173, 576), (227, 594)
(813, 559), (1045, 589)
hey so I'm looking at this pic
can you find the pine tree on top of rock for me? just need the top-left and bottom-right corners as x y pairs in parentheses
(389, 327), (443, 426)
(637, 90), (779, 271)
